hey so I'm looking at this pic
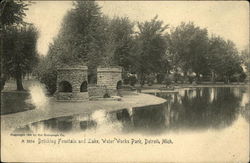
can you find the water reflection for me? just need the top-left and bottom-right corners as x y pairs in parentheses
(161, 88), (242, 131)
(13, 87), (249, 134)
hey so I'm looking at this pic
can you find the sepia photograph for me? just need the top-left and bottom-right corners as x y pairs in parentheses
(1, 0), (249, 162)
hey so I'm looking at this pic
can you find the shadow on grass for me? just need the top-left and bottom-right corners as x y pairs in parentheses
(1, 91), (35, 115)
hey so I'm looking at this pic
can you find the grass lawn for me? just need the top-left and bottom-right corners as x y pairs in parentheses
(1, 79), (46, 115)
(3, 79), (47, 92)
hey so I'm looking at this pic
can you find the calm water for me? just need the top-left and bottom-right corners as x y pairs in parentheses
(14, 87), (249, 134)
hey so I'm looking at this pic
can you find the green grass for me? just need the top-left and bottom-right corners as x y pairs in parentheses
(1, 79), (45, 115)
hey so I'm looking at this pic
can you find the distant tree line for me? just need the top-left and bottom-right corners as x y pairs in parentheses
(34, 1), (248, 94)
(1, 1), (247, 93)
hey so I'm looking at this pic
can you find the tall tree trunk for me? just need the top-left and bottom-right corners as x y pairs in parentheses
(16, 71), (24, 91)
(211, 71), (215, 83)
(228, 75), (230, 84)
(183, 71), (187, 84)
(139, 71), (145, 87)
(196, 72), (200, 82)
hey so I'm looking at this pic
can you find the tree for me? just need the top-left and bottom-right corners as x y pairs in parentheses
(34, 55), (57, 94)
(1, 0), (38, 90)
(102, 17), (134, 70)
(208, 36), (243, 83)
(168, 22), (209, 80)
(132, 16), (169, 86)
(241, 48), (250, 72)
(40, 2), (136, 93)
(0, 0), (29, 89)
(0, 0), (29, 27)
(45, 1), (108, 84)
(2, 25), (39, 90)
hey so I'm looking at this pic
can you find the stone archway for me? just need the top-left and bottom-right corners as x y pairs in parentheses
(80, 81), (88, 92)
(116, 80), (122, 90)
(58, 81), (72, 92)
(56, 66), (88, 101)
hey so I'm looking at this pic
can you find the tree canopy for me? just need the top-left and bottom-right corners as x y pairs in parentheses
(168, 22), (209, 78)
(35, 1), (247, 93)
(1, 0), (39, 90)
(0, 0), (29, 27)
(131, 16), (169, 85)
(208, 36), (243, 82)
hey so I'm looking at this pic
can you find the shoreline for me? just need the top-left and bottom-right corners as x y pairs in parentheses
(1, 93), (166, 130)
(136, 83), (249, 90)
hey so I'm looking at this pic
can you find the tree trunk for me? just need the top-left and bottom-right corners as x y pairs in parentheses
(196, 72), (200, 82)
(183, 71), (187, 84)
(211, 71), (215, 83)
(139, 71), (145, 87)
(16, 71), (24, 91)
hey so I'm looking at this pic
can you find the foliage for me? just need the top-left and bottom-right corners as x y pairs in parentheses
(164, 76), (172, 86)
(34, 55), (57, 94)
(123, 73), (137, 86)
(34, 1), (247, 93)
(156, 73), (165, 84)
(102, 17), (134, 70)
(1, 0), (38, 90)
(42, 2), (135, 85)
(37, 1), (135, 92)
(0, 0), (29, 27)
(128, 76), (137, 86)
(208, 36), (244, 83)
(2, 25), (39, 90)
(45, 1), (107, 84)
(131, 16), (169, 86)
(241, 49), (250, 72)
(188, 76), (194, 84)
(172, 72), (182, 83)
(146, 74), (155, 86)
(168, 22), (209, 78)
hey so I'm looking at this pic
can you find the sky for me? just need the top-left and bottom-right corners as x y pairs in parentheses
(25, 1), (249, 56)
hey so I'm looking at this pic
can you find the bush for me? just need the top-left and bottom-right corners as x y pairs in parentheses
(239, 72), (247, 82)
(165, 77), (172, 86)
(128, 76), (137, 86)
(0, 77), (6, 91)
(188, 76), (194, 84)
(33, 58), (57, 95)
(147, 74), (155, 86)
(230, 72), (247, 82)
(173, 73), (181, 83)
(156, 73), (165, 84)
(39, 70), (57, 95)
(123, 78), (129, 85)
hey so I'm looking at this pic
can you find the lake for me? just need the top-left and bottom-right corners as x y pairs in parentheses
(14, 87), (250, 134)
(8, 86), (250, 162)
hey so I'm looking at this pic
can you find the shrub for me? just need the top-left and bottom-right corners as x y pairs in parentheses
(147, 74), (155, 86)
(230, 72), (247, 82)
(188, 76), (194, 84)
(173, 73), (181, 83)
(33, 57), (57, 95)
(0, 77), (6, 91)
(165, 77), (172, 86)
(239, 72), (247, 82)
(129, 76), (137, 86)
(123, 78), (129, 85)
(39, 70), (57, 95)
(156, 73), (165, 84)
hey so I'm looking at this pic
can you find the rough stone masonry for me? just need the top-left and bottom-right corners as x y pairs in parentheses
(56, 66), (122, 101)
